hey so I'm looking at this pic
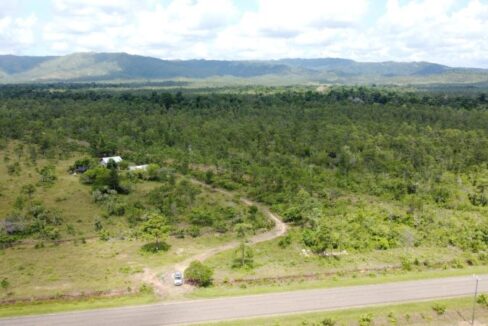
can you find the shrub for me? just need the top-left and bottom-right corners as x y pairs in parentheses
(34, 241), (45, 249)
(145, 163), (161, 181)
(99, 230), (110, 241)
(140, 241), (170, 253)
(38, 165), (57, 185)
(40, 226), (60, 241)
(278, 234), (292, 248)
(432, 303), (447, 315)
(139, 283), (154, 294)
(189, 208), (214, 227)
(321, 317), (336, 326)
(7, 162), (21, 176)
(94, 219), (103, 231)
(468, 193), (488, 207)
(431, 187), (450, 204)
(0, 278), (9, 290)
(0, 234), (16, 249)
(477, 294), (488, 307)
(213, 220), (228, 233)
(204, 170), (214, 184)
(283, 206), (304, 224)
(387, 312), (397, 325)
(374, 236), (390, 250)
(172, 228), (185, 239)
(400, 256), (412, 271)
(184, 261), (213, 287)
(105, 197), (126, 216)
(187, 225), (201, 238)
(358, 313), (373, 326)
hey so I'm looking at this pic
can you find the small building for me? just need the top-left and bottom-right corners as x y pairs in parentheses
(100, 156), (123, 166)
(128, 164), (149, 171)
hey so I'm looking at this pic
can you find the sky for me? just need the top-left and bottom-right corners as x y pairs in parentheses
(0, 0), (487, 67)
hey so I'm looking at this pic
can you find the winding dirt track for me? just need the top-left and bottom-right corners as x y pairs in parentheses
(141, 178), (288, 297)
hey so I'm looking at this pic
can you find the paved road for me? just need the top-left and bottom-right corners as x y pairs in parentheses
(2, 274), (487, 326)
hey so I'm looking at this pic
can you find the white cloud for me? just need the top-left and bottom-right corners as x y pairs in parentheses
(0, 1), (21, 18)
(0, 0), (487, 68)
(367, 0), (488, 67)
(0, 14), (37, 53)
(251, 0), (368, 35)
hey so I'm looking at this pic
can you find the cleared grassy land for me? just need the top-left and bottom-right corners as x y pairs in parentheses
(0, 233), (234, 300)
(199, 297), (488, 325)
(0, 148), (104, 236)
(190, 264), (488, 299)
(190, 226), (488, 298)
(0, 293), (157, 318)
(0, 144), (244, 301)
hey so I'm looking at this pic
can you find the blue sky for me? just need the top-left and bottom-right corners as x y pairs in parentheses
(0, 0), (487, 67)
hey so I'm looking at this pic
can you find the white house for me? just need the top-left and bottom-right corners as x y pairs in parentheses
(100, 156), (123, 166)
(128, 164), (149, 171)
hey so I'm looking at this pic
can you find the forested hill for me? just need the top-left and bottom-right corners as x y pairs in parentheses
(1, 52), (488, 84)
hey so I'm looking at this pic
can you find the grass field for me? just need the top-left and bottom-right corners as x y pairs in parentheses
(0, 149), (104, 237)
(0, 293), (157, 318)
(0, 233), (235, 300)
(199, 297), (488, 325)
(190, 264), (488, 299)
(0, 143), (242, 301)
(189, 226), (488, 298)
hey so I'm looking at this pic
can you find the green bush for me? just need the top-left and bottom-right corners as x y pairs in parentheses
(400, 256), (412, 271)
(387, 312), (397, 325)
(321, 317), (336, 326)
(0, 234), (16, 249)
(139, 283), (154, 294)
(99, 230), (110, 241)
(187, 225), (201, 237)
(140, 241), (170, 253)
(283, 206), (304, 224)
(469, 193), (488, 207)
(172, 228), (185, 239)
(0, 278), (9, 290)
(184, 260), (214, 287)
(432, 303), (447, 315)
(278, 234), (292, 248)
(38, 165), (57, 186)
(358, 313), (373, 326)
(7, 162), (21, 176)
(40, 226), (60, 241)
(476, 294), (488, 306)
(189, 208), (214, 226)
(213, 220), (228, 233)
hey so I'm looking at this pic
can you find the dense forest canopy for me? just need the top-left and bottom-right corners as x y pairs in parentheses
(1, 85), (488, 254)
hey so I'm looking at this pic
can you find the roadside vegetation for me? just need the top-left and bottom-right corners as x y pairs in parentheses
(198, 296), (488, 325)
(0, 84), (487, 309)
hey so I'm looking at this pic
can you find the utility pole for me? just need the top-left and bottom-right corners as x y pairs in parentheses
(472, 275), (480, 326)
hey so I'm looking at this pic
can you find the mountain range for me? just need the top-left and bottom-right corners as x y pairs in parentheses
(1, 52), (487, 85)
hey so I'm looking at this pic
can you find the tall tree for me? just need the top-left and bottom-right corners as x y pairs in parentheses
(138, 213), (170, 251)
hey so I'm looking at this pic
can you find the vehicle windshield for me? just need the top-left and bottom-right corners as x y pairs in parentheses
(174, 273), (182, 279)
